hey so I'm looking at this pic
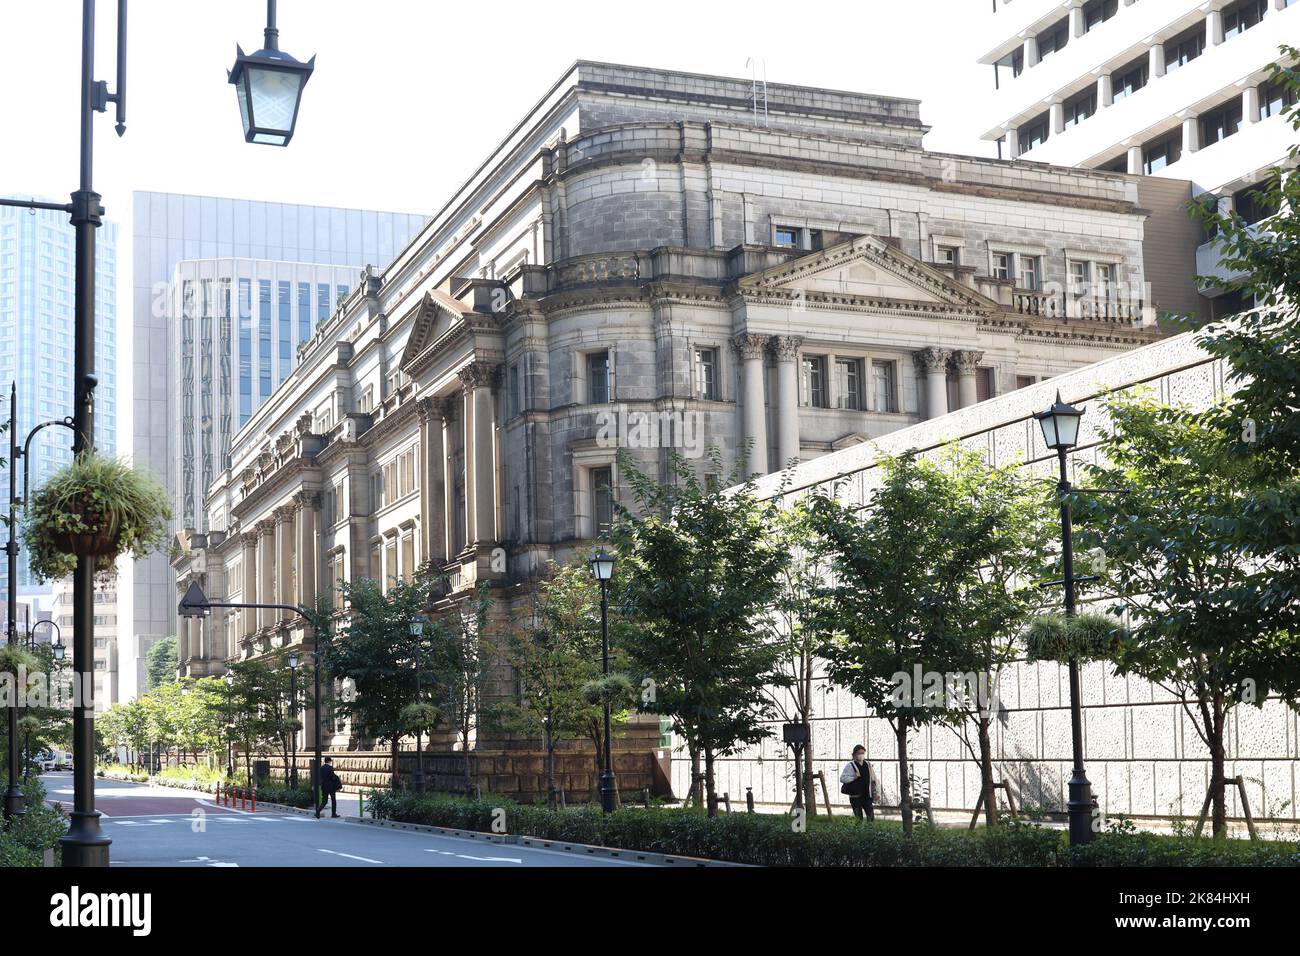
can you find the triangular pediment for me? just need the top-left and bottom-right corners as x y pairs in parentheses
(738, 235), (997, 313)
(398, 290), (477, 372)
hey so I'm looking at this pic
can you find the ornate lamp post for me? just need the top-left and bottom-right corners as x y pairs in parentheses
(228, 0), (315, 146)
(409, 618), (426, 794)
(224, 668), (236, 779)
(1034, 391), (1095, 846)
(589, 548), (617, 814)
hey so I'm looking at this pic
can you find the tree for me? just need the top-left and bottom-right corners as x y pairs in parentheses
(1072, 391), (1300, 836)
(431, 582), (496, 797)
(613, 448), (790, 817)
(145, 637), (178, 691)
(325, 567), (445, 789)
(805, 453), (987, 834)
(1186, 46), (1300, 628)
(491, 561), (635, 805)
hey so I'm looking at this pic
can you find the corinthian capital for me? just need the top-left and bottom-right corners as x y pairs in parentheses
(458, 361), (502, 392)
(951, 349), (985, 374)
(769, 335), (804, 361)
(913, 347), (951, 373)
(731, 332), (770, 361)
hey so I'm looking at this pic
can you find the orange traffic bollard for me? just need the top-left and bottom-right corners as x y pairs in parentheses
(251, 787), (256, 813)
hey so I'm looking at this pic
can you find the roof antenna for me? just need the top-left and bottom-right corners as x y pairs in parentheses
(745, 57), (768, 128)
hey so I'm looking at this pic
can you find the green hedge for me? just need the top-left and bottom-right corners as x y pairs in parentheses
(365, 791), (1300, 867)
(0, 778), (69, 866)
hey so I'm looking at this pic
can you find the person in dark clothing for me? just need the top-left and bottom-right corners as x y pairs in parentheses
(317, 757), (342, 817)
(839, 745), (879, 821)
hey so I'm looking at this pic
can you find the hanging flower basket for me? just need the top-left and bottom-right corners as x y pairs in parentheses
(21, 452), (171, 583)
(1024, 612), (1122, 664)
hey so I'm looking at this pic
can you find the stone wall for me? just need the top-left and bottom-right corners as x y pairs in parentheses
(696, 332), (1300, 824)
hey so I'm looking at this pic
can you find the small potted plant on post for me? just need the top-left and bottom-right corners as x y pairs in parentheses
(21, 452), (172, 583)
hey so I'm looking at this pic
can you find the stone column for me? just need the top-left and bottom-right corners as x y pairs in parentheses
(276, 506), (294, 621)
(417, 398), (445, 565)
(1243, 85), (1260, 125)
(295, 492), (318, 611)
(439, 397), (458, 561)
(241, 532), (258, 640)
(1005, 127), (1020, 159)
(460, 374), (477, 549)
(914, 347), (951, 420)
(952, 350), (984, 410)
(1182, 114), (1200, 154)
(1207, 9), (1224, 46)
(258, 521), (274, 631)
(1126, 144), (1144, 174)
(732, 332), (769, 476)
(1050, 100), (1065, 136)
(770, 335), (803, 469)
(1022, 35), (1039, 69)
(1069, 1), (1085, 38)
(177, 605), (191, 666)
(1097, 74), (1113, 109)
(469, 364), (501, 547)
(1149, 43), (1165, 79)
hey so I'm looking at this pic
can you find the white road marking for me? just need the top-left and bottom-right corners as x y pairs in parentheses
(426, 849), (521, 863)
(317, 848), (384, 864)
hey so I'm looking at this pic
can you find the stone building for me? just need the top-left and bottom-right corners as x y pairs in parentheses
(172, 62), (1192, 759)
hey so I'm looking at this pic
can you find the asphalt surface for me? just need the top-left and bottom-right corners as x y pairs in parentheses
(40, 772), (646, 868)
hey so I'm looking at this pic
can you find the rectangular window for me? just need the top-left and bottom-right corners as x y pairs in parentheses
(1261, 80), (1298, 119)
(1019, 114), (1049, 151)
(992, 252), (1011, 281)
(976, 367), (996, 403)
(317, 283), (330, 326)
(1064, 88), (1096, 129)
(1036, 20), (1069, 59)
(358, 385), (373, 413)
(1016, 375), (1037, 390)
(258, 280), (272, 402)
(587, 351), (610, 404)
(1201, 99), (1243, 147)
(1082, 0), (1117, 32)
(1165, 26), (1205, 73)
(808, 229), (824, 251)
(238, 279), (253, 426)
(401, 533), (415, 584)
(834, 358), (863, 410)
(1223, 0), (1267, 39)
(1018, 256), (1040, 290)
(800, 355), (827, 408)
(591, 467), (614, 538)
(1143, 130), (1183, 174)
(774, 226), (799, 248)
(937, 245), (959, 266)
(278, 280), (292, 381)
(1069, 260), (1091, 296)
(872, 360), (897, 413)
(298, 282), (311, 345)
(694, 347), (719, 401)
(1107, 58), (1149, 102)
(1097, 263), (1117, 298)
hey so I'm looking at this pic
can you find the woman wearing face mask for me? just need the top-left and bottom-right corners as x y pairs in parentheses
(839, 744), (879, 821)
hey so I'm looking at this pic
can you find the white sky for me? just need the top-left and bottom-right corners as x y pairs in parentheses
(0, 0), (995, 458)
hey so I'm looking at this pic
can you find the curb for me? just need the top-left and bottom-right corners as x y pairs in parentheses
(353, 816), (747, 866)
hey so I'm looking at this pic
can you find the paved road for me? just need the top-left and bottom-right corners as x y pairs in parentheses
(40, 773), (645, 868)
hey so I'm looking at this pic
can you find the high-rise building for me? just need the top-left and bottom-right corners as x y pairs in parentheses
(969, 0), (1300, 316)
(0, 202), (118, 614)
(123, 193), (427, 700)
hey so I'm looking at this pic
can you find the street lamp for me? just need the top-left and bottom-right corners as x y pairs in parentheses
(408, 618), (426, 794)
(589, 548), (617, 814)
(228, 1), (315, 147)
(1034, 390), (1094, 846)
(287, 651), (299, 789)
(224, 668), (235, 778)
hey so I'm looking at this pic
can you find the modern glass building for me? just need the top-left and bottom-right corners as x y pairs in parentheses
(124, 192), (426, 700)
(0, 201), (118, 609)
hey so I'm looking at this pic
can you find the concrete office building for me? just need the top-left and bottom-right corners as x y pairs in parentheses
(125, 193), (427, 698)
(172, 62), (1196, 766)
(972, 0), (1300, 316)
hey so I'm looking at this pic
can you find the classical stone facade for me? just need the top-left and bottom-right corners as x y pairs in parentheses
(716, 331), (1299, 825)
(173, 62), (1191, 758)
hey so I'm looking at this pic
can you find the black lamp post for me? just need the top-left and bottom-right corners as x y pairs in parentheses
(178, 581), (324, 815)
(224, 668), (235, 778)
(589, 548), (617, 814)
(409, 618), (426, 794)
(1, 0), (312, 868)
(1034, 390), (1095, 846)
(287, 651), (299, 789)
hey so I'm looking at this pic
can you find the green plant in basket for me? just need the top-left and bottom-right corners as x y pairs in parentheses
(21, 452), (171, 583)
